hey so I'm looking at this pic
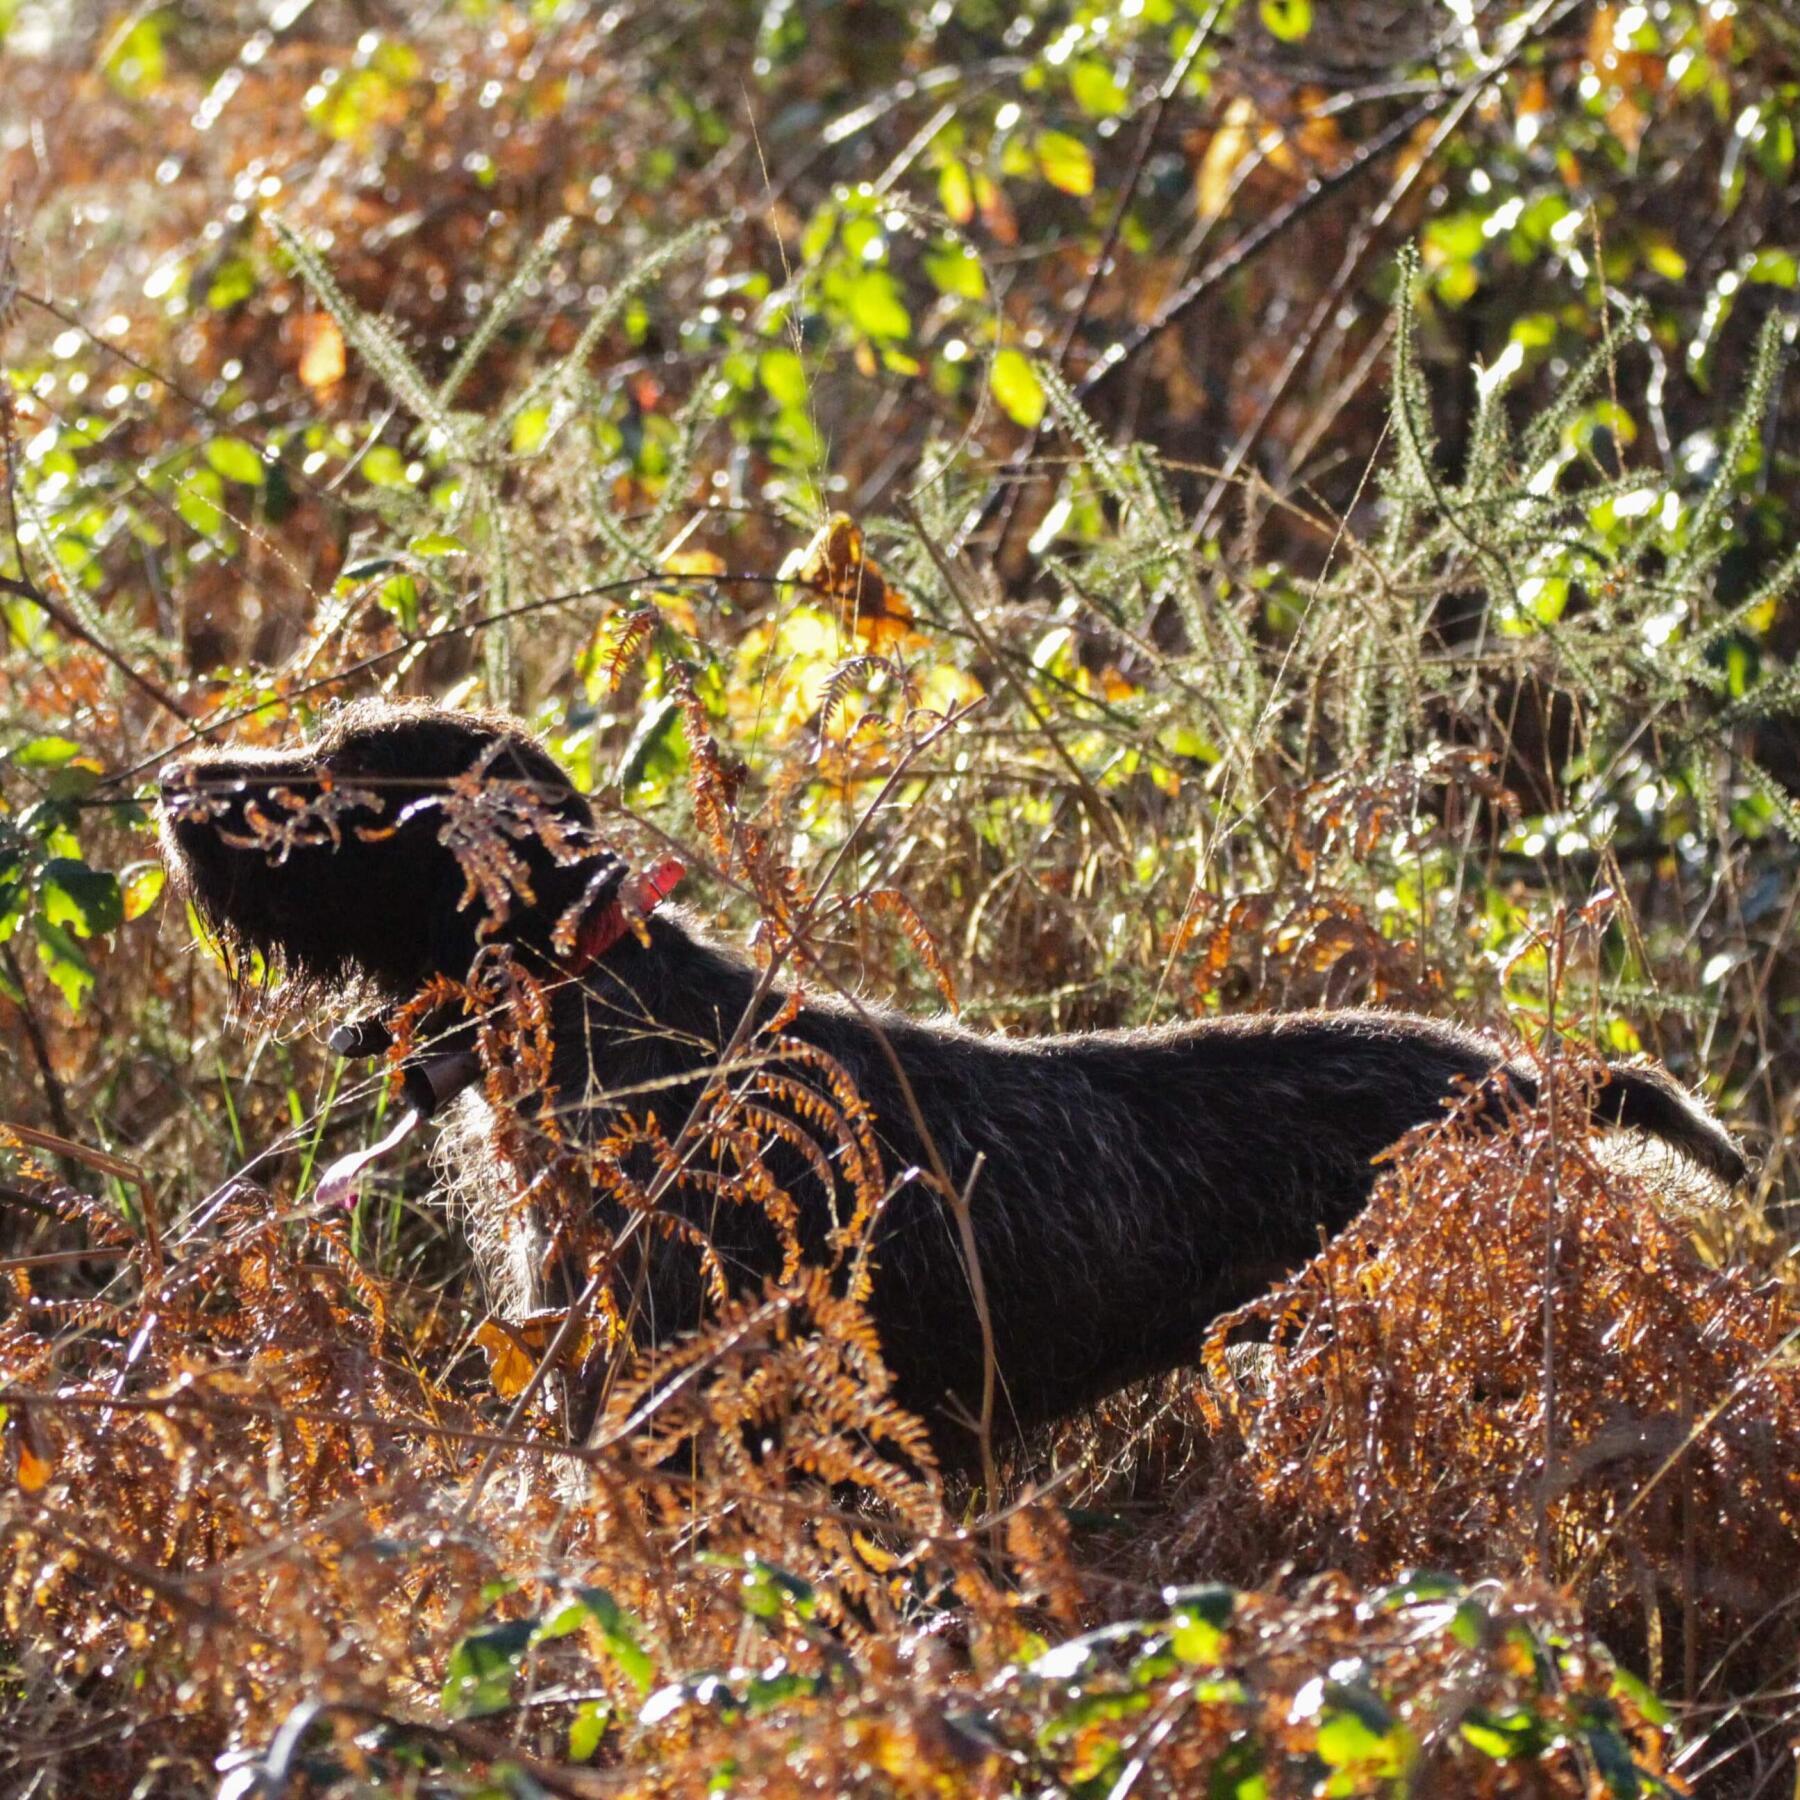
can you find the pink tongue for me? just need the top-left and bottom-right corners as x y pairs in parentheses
(317, 1108), (424, 1209)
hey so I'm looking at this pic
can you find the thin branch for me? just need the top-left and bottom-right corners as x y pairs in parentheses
(0, 568), (187, 720)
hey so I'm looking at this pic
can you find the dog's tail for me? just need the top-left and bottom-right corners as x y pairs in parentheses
(1503, 1058), (1747, 1186)
(1592, 1062), (1748, 1185)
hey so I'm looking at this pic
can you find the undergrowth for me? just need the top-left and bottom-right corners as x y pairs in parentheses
(5, 8), (1800, 1790)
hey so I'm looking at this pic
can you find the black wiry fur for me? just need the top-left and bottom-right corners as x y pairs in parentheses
(159, 700), (1748, 1458)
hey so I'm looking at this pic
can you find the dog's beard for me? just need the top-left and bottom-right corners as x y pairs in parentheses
(159, 809), (402, 1007)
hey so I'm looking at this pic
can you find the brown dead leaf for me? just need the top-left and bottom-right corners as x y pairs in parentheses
(788, 514), (917, 650)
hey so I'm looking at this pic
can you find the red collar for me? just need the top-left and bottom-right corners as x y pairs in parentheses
(568, 855), (685, 973)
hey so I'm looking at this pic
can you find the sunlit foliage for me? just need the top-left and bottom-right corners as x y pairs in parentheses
(3, 1), (1800, 1792)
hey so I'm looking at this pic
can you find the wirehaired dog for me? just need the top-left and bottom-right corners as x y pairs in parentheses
(158, 700), (1747, 1462)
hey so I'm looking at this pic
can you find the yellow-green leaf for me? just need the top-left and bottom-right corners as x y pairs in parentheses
(1259, 0), (1313, 41)
(104, 15), (166, 99)
(991, 349), (1046, 428)
(204, 436), (266, 487)
(1035, 130), (1095, 197)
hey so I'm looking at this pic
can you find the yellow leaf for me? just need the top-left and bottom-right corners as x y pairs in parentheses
(1587, 5), (1619, 69)
(662, 548), (727, 577)
(298, 313), (346, 395)
(1197, 95), (1256, 222)
(120, 862), (167, 922)
(921, 662), (985, 715)
(938, 159), (975, 225)
(852, 1530), (899, 1572)
(1606, 92), (1646, 154)
(990, 348), (1046, 429)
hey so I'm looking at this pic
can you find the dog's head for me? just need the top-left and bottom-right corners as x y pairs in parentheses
(158, 699), (612, 998)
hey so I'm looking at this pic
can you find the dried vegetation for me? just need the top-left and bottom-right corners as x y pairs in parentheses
(5, 2), (1800, 1794)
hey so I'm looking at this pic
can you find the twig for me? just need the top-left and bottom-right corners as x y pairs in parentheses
(1538, 911), (1564, 1575)
(1077, 89), (1441, 409)
(959, 88), (1450, 547)
(943, 1151), (1001, 1510)
(0, 1118), (144, 1184)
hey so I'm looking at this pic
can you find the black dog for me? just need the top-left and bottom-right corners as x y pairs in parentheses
(158, 700), (1746, 1460)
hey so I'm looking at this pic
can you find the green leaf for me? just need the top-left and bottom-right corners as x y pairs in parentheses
(758, 349), (810, 412)
(1609, 1668), (1670, 1728)
(1450, 1597), (1489, 1648)
(1171, 1612), (1226, 1665)
(1315, 1709), (1387, 1768)
(991, 349), (1047, 428)
(204, 436), (266, 487)
(1747, 248), (1799, 289)
(1641, 237), (1687, 282)
(1035, 130), (1095, 197)
(1374, 1572), (1462, 1607)
(407, 532), (469, 557)
(0, 847), (26, 941)
(1461, 1710), (1544, 1760)
(549, 1586), (655, 1692)
(511, 405), (552, 455)
(1259, 0), (1313, 40)
(737, 1559), (816, 1623)
(205, 258), (258, 311)
(569, 1700), (611, 1761)
(1509, 312), (1558, 350)
(33, 914), (95, 1013)
(362, 445), (410, 487)
(923, 243), (986, 301)
(842, 269), (912, 343)
(1315, 1683), (1412, 1779)
(175, 467), (226, 537)
(41, 859), (123, 938)
(441, 1617), (535, 1720)
(1423, 211), (1485, 264)
(376, 573), (421, 632)
(12, 736), (84, 769)
(1070, 58), (1128, 118)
